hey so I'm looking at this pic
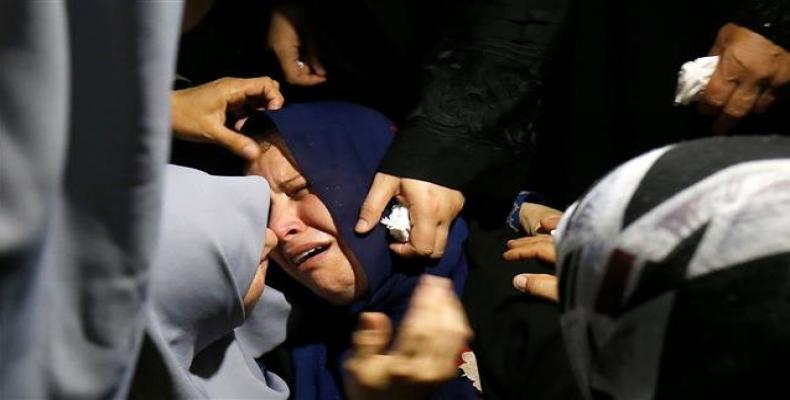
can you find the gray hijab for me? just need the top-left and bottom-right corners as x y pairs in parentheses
(145, 165), (289, 399)
(0, 2), (180, 398)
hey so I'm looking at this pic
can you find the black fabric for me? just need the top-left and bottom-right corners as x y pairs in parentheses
(732, 0), (790, 50)
(378, 0), (572, 198)
(624, 136), (790, 227)
(654, 252), (790, 400)
(176, 2), (276, 85)
(556, 136), (790, 399)
(129, 334), (175, 400)
(462, 221), (582, 400)
(623, 225), (708, 313)
(536, 0), (790, 208)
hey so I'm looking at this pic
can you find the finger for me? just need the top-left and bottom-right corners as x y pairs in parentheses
(503, 243), (556, 264)
(714, 84), (760, 134)
(513, 274), (559, 302)
(699, 65), (738, 117)
(391, 289), (470, 382)
(263, 79), (285, 110)
(273, 46), (318, 86)
(708, 41), (724, 57)
(351, 312), (393, 358)
(754, 90), (777, 114)
(220, 77), (284, 113)
(212, 125), (260, 160)
(236, 77), (285, 110)
(393, 279), (461, 356)
(390, 242), (443, 258)
(411, 275), (453, 307)
(519, 203), (562, 235)
(295, 60), (327, 85)
(356, 173), (400, 233)
(430, 224), (450, 259)
(506, 235), (553, 249)
(406, 198), (441, 257)
(539, 215), (562, 232)
(307, 48), (327, 77)
(273, 45), (301, 79)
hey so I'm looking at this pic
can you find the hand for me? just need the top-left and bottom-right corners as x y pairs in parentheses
(171, 77), (284, 160)
(699, 23), (790, 134)
(503, 213), (560, 263)
(505, 212), (560, 302)
(356, 173), (465, 258)
(344, 276), (472, 400)
(267, 9), (326, 86)
(512, 274), (558, 303)
(518, 202), (563, 236)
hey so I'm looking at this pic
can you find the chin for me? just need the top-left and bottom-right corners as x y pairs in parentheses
(314, 279), (359, 305)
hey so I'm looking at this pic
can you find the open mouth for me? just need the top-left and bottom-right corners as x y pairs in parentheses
(290, 244), (329, 265)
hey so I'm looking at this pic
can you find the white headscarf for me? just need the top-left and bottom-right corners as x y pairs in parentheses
(555, 136), (790, 400)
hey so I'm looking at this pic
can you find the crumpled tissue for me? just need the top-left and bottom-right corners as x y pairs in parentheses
(674, 56), (719, 106)
(380, 203), (411, 243)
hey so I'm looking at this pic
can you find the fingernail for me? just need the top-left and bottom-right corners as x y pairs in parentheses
(513, 275), (528, 291)
(242, 144), (258, 160)
(355, 220), (368, 232)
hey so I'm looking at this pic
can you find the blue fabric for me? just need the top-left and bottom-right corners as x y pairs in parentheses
(258, 102), (472, 400)
(506, 190), (546, 233)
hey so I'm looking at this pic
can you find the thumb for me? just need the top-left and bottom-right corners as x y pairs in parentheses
(540, 215), (562, 231)
(356, 173), (399, 233)
(212, 125), (260, 160)
(351, 312), (393, 358)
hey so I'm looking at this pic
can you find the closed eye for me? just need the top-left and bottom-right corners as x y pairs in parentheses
(289, 185), (311, 200)
(281, 177), (311, 200)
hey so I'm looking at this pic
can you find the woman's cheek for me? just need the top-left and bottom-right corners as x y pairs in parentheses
(298, 195), (339, 235)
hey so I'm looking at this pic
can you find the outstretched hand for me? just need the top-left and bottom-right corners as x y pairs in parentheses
(171, 77), (284, 160)
(504, 205), (561, 303)
(700, 23), (790, 134)
(356, 173), (465, 259)
(344, 275), (472, 400)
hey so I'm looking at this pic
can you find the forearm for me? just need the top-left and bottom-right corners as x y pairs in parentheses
(380, 0), (570, 194)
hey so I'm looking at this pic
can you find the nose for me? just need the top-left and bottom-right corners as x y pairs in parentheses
(269, 202), (307, 241)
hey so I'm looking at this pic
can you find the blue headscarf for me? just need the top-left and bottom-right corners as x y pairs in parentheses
(244, 102), (471, 399)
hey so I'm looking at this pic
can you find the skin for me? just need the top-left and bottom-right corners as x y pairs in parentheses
(246, 142), (470, 399)
(243, 227), (278, 314)
(171, 77), (284, 161)
(700, 23), (790, 134)
(181, 0), (213, 33)
(247, 143), (366, 305)
(267, 8), (326, 86)
(356, 173), (465, 259)
(503, 203), (561, 302)
(344, 276), (473, 400)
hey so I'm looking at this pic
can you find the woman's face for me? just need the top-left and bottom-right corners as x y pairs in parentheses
(247, 143), (366, 305)
(243, 227), (277, 314)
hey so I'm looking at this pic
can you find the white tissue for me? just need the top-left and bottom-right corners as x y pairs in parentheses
(459, 351), (482, 392)
(674, 56), (719, 106)
(380, 203), (411, 242)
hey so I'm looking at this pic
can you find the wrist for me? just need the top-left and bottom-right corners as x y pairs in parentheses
(170, 90), (192, 136)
